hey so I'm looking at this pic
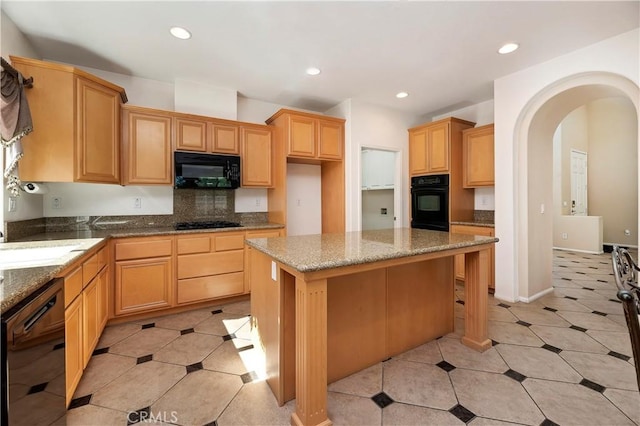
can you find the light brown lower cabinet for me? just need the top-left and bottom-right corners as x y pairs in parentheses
(114, 257), (173, 315)
(177, 231), (245, 304)
(63, 244), (108, 406)
(82, 267), (109, 366)
(64, 295), (83, 406)
(451, 224), (495, 291)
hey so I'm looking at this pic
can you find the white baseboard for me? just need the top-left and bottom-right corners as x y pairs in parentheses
(518, 286), (554, 303)
(603, 242), (638, 249)
(552, 246), (603, 255)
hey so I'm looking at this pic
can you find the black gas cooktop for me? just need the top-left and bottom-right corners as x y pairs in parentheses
(174, 221), (242, 230)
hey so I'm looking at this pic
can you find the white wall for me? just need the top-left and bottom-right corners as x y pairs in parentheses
(494, 28), (640, 303)
(553, 216), (603, 254)
(588, 97), (638, 246)
(553, 98), (638, 246)
(286, 163), (322, 236)
(333, 99), (418, 232)
(362, 189), (394, 230)
(42, 183), (173, 217)
(174, 79), (237, 120)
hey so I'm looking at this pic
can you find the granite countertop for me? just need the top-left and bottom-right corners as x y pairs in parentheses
(1, 222), (283, 313)
(245, 228), (498, 273)
(14, 222), (285, 242)
(1, 238), (106, 313)
(450, 220), (495, 228)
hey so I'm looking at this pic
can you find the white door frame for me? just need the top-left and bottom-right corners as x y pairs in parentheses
(359, 145), (403, 230)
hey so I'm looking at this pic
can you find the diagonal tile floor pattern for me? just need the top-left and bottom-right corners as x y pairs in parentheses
(57, 250), (639, 425)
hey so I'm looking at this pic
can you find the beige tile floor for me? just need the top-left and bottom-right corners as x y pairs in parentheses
(56, 250), (639, 425)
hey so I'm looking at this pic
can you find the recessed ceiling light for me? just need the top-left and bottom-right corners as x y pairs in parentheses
(306, 67), (321, 76)
(498, 42), (519, 54)
(396, 92), (409, 99)
(170, 27), (191, 40)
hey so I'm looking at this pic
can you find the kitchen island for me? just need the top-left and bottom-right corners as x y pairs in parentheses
(245, 228), (497, 426)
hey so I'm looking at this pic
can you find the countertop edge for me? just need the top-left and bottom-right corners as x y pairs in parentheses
(2, 223), (283, 313)
(450, 221), (495, 228)
(1, 238), (107, 313)
(246, 235), (498, 273)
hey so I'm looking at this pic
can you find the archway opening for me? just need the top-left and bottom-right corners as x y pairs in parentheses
(512, 74), (639, 302)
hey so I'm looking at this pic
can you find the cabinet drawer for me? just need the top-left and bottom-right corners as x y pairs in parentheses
(177, 272), (244, 304)
(82, 253), (99, 287)
(451, 225), (494, 237)
(214, 233), (244, 251)
(177, 236), (211, 255)
(64, 267), (83, 308)
(83, 246), (108, 285)
(177, 251), (244, 279)
(245, 230), (282, 239)
(115, 239), (173, 260)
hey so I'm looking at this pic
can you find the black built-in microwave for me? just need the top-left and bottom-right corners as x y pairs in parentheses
(174, 151), (240, 189)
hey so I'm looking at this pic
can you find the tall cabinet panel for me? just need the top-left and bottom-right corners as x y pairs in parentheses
(266, 109), (345, 234)
(122, 106), (172, 185)
(76, 77), (121, 183)
(241, 126), (273, 187)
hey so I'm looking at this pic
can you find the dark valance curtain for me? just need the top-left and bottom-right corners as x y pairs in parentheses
(1, 57), (33, 196)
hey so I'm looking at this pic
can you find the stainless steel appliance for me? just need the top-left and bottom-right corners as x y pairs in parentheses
(174, 152), (241, 189)
(1, 278), (66, 425)
(411, 174), (449, 231)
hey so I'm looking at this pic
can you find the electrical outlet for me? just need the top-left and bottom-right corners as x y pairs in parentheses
(381, 208), (388, 215)
(255, 198), (261, 207)
(561, 232), (568, 240)
(481, 196), (488, 206)
(134, 197), (142, 209)
(52, 197), (62, 209)
(8, 197), (17, 212)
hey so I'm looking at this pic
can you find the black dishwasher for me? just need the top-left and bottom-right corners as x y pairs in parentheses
(1, 278), (66, 425)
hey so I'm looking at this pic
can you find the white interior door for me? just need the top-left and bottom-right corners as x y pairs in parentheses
(570, 149), (588, 216)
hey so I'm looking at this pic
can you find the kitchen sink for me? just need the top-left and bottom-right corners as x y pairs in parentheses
(0, 244), (82, 270)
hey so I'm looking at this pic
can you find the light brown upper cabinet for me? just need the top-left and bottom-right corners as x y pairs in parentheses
(10, 56), (127, 183)
(317, 118), (344, 160)
(408, 118), (477, 176)
(241, 125), (273, 187)
(175, 117), (207, 151)
(463, 124), (495, 187)
(122, 106), (173, 185)
(210, 123), (239, 154)
(174, 114), (239, 155)
(266, 109), (344, 161)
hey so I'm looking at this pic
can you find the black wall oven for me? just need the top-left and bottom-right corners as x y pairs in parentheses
(411, 174), (449, 231)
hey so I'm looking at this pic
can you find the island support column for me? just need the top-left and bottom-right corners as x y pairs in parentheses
(291, 276), (332, 426)
(461, 248), (492, 352)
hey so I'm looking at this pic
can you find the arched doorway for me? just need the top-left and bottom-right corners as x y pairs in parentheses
(510, 72), (639, 301)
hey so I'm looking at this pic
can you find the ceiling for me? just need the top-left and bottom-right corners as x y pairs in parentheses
(2, 1), (638, 118)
